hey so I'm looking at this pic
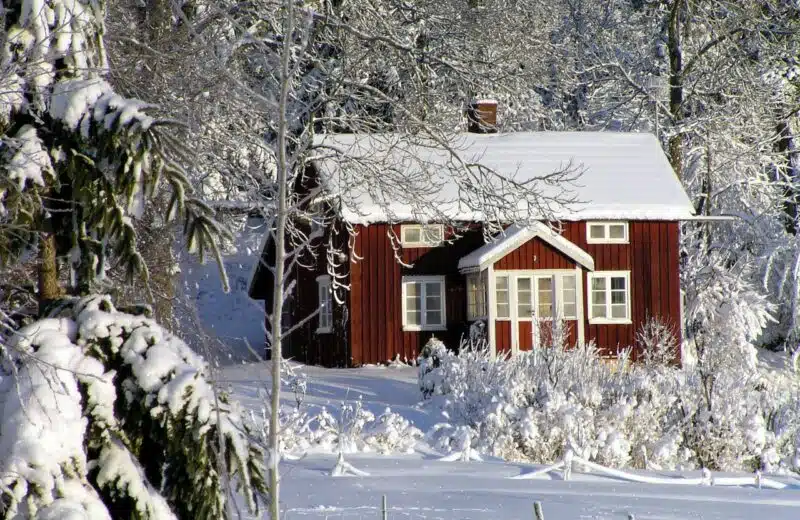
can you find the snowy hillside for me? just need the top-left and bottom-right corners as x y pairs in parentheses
(179, 215), (266, 362)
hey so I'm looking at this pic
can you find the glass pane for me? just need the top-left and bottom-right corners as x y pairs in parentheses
(404, 227), (421, 243)
(517, 287), (532, 305)
(425, 310), (442, 325)
(518, 303), (533, 317)
(563, 303), (577, 319)
(537, 303), (553, 318)
(611, 305), (627, 319)
(497, 303), (510, 319)
(562, 275), (576, 290)
(425, 282), (442, 298)
(611, 277), (626, 291)
(496, 276), (508, 290)
(406, 296), (419, 310)
(496, 290), (509, 305)
(589, 225), (605, 239)
(406, 282), (419, 297)
(591, 277), (606, 291)
(424, 225), (443, 243)
(591, 305), (607, 318)
(517, 278), (531, 291)
(592, 291), (606, 305)
(425, 295), (441, 311)
(407, 310), (421, 325)
(609, 224), (626, 239)
(562, 288), (576, 305)
(611, 291), (626, 304)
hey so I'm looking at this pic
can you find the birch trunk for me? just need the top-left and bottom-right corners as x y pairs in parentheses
(268, 0), (295, 518)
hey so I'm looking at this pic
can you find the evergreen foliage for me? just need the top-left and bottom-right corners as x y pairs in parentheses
(0, 0), (229, 294)
(0, 295), (267, 519)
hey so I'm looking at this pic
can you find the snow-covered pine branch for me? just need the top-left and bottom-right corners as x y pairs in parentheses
(0, 295), (267, 518)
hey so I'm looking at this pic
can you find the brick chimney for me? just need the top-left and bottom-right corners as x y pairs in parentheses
(466, 99), (498, 133)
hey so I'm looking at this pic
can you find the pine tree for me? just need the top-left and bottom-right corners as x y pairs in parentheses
(0, 0), (229, 312)
(0, 295), (267, 518)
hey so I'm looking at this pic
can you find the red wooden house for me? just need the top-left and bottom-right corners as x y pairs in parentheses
(249, 126), (696, 366)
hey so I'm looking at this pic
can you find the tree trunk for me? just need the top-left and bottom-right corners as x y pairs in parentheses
(269, 1), (296, 518)
(38, 231), (62, 315)
(667, 0), (684, 179)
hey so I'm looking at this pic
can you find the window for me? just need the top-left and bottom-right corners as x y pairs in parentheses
(401, 224), (444, 247)
(317, 275), (333, 333)
(586, 222), (629, 244)
(588, 271), (631, 323)
(466, 273), (486, 320)
(535, 277), (554, 318)
(495, 275), (510, 319)
(402, 276), (446, 330)
(561, 274), (577, 319)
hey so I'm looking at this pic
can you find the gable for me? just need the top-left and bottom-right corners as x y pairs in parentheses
(458, 223), (594, 273)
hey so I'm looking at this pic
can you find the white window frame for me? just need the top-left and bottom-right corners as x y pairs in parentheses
(400, 224), (445, 247)
(316, 275), (333, 333)
(494, 271), (578, 321)
(586, 221), (629, 244)
(401, 275), (446, 331)
(587, 271), (632, 324)
(466, 272), (487, 320)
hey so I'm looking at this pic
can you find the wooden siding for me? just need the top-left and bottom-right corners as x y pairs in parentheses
(492, 221), (681, 357)
(348, 224), (484, 366)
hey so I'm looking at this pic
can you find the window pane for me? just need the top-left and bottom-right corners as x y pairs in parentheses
(591, 305), (607, 318)
(591, 277), (606, 291)
(406, 282), (419, 297)
(425, 282), (442, 298)
(425, 310), (442, 325)
(496, 290), (509, 305)
(592, 291), (606, 305)
(611, 305), (627, 319)
(403, 227), (421, 243)
(406, 310), (421, 325)
(562, 275), (576, 291)
(537, 303), (553, 318)
(497, 303), (510, 319)
(425, 294), (441, 311)
(563, 303), (577, 319)
(518, 303), (533, 317)
(589, 225), (605, 239)
(611, 291), (626, 304)
(424, 225), (443, 243)
(496, 276), (508, 290)
(609, 224), (626, 239)
(406, 294), (419, 310)
(518, 278), (531, 291)
(611, 277), (626, 291)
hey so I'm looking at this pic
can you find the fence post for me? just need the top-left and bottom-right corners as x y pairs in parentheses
(533, 501), (545, 520)
(382, 494), (388, 520)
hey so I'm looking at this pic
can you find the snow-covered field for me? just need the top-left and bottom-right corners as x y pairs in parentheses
(221, 363), (800, 520)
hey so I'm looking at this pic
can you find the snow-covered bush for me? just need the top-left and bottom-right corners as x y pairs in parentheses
(0, 295), (266, 519)
(420, 323), (800, 473)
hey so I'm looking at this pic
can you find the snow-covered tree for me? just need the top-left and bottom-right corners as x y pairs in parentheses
(0, 0), (229, 312)
(0, 295), (267, 518)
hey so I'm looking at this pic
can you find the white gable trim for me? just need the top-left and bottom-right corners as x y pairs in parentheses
(458, 223), (595, 273)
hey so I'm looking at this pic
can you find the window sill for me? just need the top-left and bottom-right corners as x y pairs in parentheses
(516, 317), (578, 322)
(586, 239), (629, 245)
(401, 243), (443, 248)
(316, 327), (333, 334)
(588, 319), (632, 325)
(402, 325), (447, 332)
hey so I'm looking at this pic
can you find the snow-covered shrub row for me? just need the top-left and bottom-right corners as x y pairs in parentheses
(419, 335), (800, 473)
(0, 296), (267, 519)
(250, 396), (422, 457)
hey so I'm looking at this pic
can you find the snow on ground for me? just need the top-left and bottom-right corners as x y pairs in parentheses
(220, 362), (800, 520)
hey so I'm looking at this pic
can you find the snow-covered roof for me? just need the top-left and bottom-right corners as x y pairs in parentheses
(312, 132), (695, 223)
(458, 223), (595, 273)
